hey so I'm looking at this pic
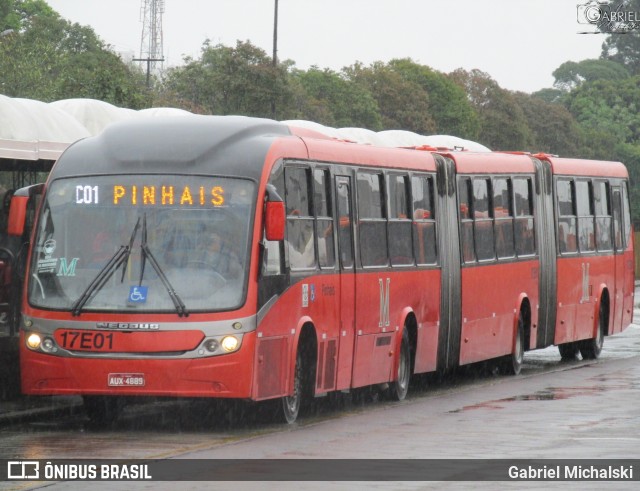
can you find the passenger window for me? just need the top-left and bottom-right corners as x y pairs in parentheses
(557, 179), (577, 254)
(513, 177), (535, 256)
(357, 172), (388, 267)
(411, 175), (437, 265)
(493, 177), (515, 259)
(473, 178), (494, 261)
(314, 168), (335, 268)
(388, 174), (413, 266)
(622, 182), (632, 249)
(594, 180), (612, 252)
(576, 180), (595, 252)
(458, 177), (475, 263)
(613, 188), (623, 251)
(285, 167), (316, 269)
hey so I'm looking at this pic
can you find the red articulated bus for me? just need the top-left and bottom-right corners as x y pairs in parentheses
(10, 116), (634, 424)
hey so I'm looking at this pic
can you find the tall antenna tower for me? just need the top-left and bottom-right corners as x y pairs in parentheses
(136, 0), (165, 86)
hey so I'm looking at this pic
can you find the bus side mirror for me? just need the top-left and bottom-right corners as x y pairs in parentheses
(7, 183), (44, 237)
(8, 196), (28, 237)
(265, 201), (285, 241)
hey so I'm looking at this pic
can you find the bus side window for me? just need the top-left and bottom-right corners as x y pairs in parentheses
(285, 166), (316, 270)
(458, 177), (475, 263)
(557, 179), (577, 254)
(473, 178), (495, 261)
(594, 180), (612, 252)
(411, 175), (437, 265)
(493, 177), (515, 259)
(612, 187), (623, 251)
(357, 171), (388, 267)
(313, 168), (335, 269)
(622, 182), (632, 249)
(576, 180), (595, 253)
(513, 177), (535, 256)
(388, 173), (413, 266)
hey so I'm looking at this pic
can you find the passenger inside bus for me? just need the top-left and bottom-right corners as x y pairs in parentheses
(203, 231), (242, 280)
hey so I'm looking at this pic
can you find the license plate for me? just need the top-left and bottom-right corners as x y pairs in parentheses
(108, 373), (145, 387)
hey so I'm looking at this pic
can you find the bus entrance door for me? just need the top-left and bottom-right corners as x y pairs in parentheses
(334, 176), (356, 390)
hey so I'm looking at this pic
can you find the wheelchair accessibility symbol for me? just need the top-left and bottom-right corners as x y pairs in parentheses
(128, 286), (148, 304)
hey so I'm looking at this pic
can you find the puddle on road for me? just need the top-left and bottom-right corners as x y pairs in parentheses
(449, 388), (579, 413)
(449, 370), (639, 413)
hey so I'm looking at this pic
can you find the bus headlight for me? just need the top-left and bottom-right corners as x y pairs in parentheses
(41, 337), (58, 353)
(203, 339), (220, 353)
(221, 336), (239, 353)
(26, 332), (58, 353)
(26, 333), (41, 350)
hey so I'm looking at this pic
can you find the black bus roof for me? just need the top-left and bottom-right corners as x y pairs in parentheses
(49, 115), (292, 182)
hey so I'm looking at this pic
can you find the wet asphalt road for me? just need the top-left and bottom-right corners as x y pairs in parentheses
(1, 311), (639, 491)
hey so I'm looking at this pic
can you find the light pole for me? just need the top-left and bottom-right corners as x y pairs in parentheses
(271, 0), (279, 119)
(273, 0), (278, 67)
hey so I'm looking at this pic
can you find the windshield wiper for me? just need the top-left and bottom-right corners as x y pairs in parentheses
(71, 245), (128, 316)
(71, 217), (141, 317)
(120, 216), (141, 283)
(139, 213), (189, 317)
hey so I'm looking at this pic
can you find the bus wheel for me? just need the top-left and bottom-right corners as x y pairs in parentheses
(281, 348), (304, 424)
(502, 312), (525, 376)
(388, 327), (411, 401)
(83, 396), (120, 426)
(580, 305), (605, 360)
(558, 342), (580, 361)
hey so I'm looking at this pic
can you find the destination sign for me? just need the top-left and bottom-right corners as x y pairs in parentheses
(73, 184), (225, 207)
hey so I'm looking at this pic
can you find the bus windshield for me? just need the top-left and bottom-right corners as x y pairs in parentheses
(28, 175), (255, 314)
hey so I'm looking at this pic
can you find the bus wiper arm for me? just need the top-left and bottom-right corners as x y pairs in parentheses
(120, 216), (141, 283)
(140, 215), (189, 317)
(72, 218), (142, 317)
(71, 245), (128, 316)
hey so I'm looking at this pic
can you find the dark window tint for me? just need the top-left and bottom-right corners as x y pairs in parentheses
(358, 172), (387, 267)
(388, 174), (413, 266)
(622, 182), (632, 249)
(336, 180), (354, 269)
(493, 178), (515, 259)
(286, 167), (316, 269)
(473, 178), (494, 261)
(411, 175), (437, 265)
(594, 180), (612, 252)
(557, 179), (577, 254)
(513, 178), (535, 256)
(576, 180), (595, 252)
(458, 178), (475, 263)
(285, 167), (312, 216)
(314, 169), (335, 268)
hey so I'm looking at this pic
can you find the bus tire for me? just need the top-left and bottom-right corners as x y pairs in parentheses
(388, 327), (411, 401)
(558, 342), (580, 361)
(280, 333), (316, 424)
(281, 348), (303, 424)
(83, 396), (121, 426)
(580, 304), (606, 360)
(502, 311), (525, 375)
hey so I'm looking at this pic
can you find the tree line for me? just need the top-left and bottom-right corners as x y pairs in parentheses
(2, 0), (640, 220)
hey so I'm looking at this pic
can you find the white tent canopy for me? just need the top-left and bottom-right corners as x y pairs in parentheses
(1, 96), (490, 164)
(0, 96), (200, 162)
(282, 120), (491, 152)
(50, 98), (136, 137)
(0, 95), (91, 161)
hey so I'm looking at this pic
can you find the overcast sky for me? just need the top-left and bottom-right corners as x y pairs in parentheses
(45, 0), (606, 93)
